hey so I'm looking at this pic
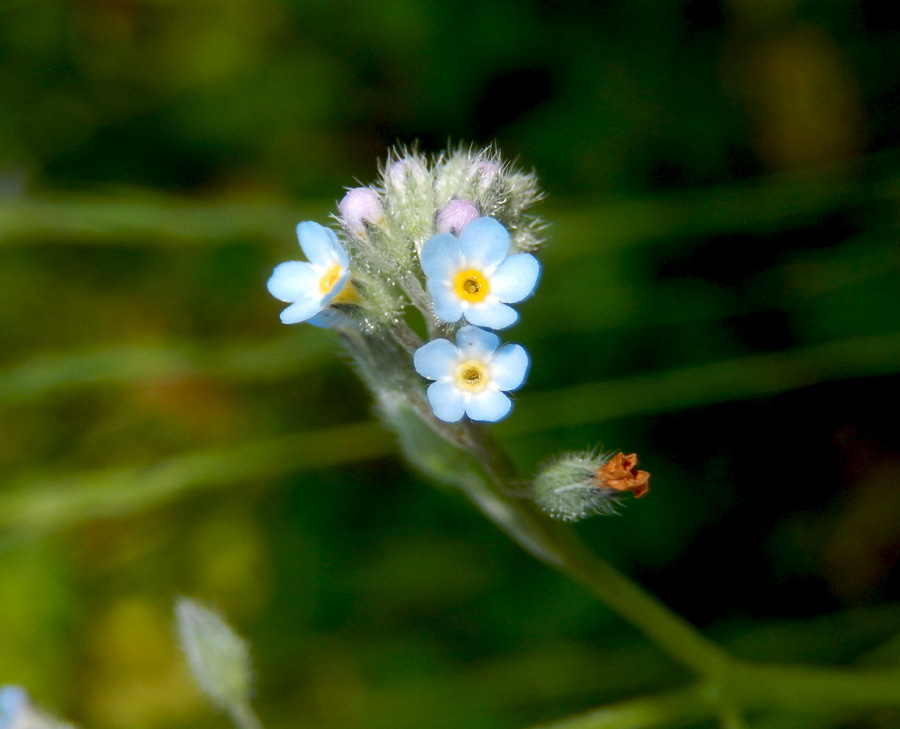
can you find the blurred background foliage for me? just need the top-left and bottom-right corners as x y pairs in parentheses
(2, 0), (900, 727)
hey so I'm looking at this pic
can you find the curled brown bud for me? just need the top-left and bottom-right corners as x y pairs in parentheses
(595, 452), (650, 498)
(533, 449), (651, 521)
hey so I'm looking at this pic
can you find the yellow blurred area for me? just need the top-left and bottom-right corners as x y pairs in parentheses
(726, 22), (864, 171)
(186, 510), (271, 617)
(83, 596), (203, 728)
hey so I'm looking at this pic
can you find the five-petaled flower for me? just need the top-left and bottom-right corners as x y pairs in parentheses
(413, 325), (529, 423)
(1, 687), (29, 729)
(421, 216), (540, 330)
(267, 221), (352, 326)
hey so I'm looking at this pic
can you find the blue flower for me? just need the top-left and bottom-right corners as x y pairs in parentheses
(267, 222), (352, 327)
(1, 687), (28, 729)
(413, 325), (529, 423)
(421, 216), (540, 330)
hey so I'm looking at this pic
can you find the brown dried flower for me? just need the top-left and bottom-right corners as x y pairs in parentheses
(594, 452), (650, 498)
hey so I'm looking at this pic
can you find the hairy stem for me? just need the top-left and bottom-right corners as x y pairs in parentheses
(378, 387), (729, 676)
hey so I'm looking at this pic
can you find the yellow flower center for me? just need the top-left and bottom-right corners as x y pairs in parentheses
(454, 359), (490, 393)
(318, 264), (343, 295)
(453, 268), (490, 303)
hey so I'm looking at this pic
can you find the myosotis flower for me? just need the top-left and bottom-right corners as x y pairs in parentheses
(0, 687), (27, 729)
(413, 325), (529, 423)
(1, 687), (71, 729)
(267, 221), (353, 326)
(421, 216), (540, 329)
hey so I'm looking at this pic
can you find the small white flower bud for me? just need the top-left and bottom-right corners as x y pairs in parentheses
(175, 597), (255, 712)
(381, 150), (435, 252)
(435, 198), (479, 235)
(470, 160), (501, 195)
(338, 187), (384, 236)
(533, 451), (650, 521)
(387, 156), (429, 190)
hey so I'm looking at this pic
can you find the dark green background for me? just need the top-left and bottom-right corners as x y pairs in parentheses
(3, 1), (900, 727)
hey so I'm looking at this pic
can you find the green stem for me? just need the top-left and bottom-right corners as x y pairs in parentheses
(532, 662), (900, 729)
(381, 392), (729, 677)
(727, 662), (900, 710)
(370, 329), (900, 720)
(527, 684), (716, 729)
(456, 463), (731, 676)
(715, 702), (748, 729)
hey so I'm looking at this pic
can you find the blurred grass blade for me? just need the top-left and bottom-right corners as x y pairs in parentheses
(554, 169), (900, 257)
(0, 335), (332, 404)
(0, 422), (390, 542)
(510, 332), (900, 433)
(4, 334), (898, 540)
(0, 194), (317, 247)
(4, 223), (897, 405)
(3, 169), (898, 250)
(527, 684), (715, 729)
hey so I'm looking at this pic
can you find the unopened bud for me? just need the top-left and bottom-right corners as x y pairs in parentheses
(533, 451), (650, 521)
(470, 160), (501, 194)
(381, 152), (435, 251)
(175, 597), (255, 711)
(436, 199), (479, 235)
(388, 156), (429, 189)
(338, 187), (384, 236)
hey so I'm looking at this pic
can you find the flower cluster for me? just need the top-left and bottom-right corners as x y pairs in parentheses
(267, 147), (544, 423)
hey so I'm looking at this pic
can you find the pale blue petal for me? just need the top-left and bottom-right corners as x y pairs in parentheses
(297, 221), (347, 267)
(491, 253), (541, 303)
(279, 296), (324, 324)
(459, 217), (510, 268)
(414, 339), (459, 380)
(267, 261), (319, 302)
(491, 344), (530, 391)
(464, 301), (519, 330)
(1, 687), (28, 717)
(320, 269), (352, 305)
(421, 233), (464, 279)
(456, 325), (499, 357)
(307, 309), (343, 329)
(335, 244), (350, 268)
(427, 381), (467, 422)
(466, 390), (512, 422)
(429, 282), (464, 323)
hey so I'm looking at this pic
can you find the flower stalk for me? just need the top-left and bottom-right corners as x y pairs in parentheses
(376, 386), (730, 676)
(263, 145), (900, 728)
(265, 145), (723, 674)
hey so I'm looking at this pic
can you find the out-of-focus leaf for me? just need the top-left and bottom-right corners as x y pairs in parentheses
(0, 423), (390, 543)
(509, 332), (900, 433)
(0, 335), (331, 404)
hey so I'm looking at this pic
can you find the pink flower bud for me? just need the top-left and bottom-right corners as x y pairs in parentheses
(436, 199), (480, 235)
(338, 187), (384, 235)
